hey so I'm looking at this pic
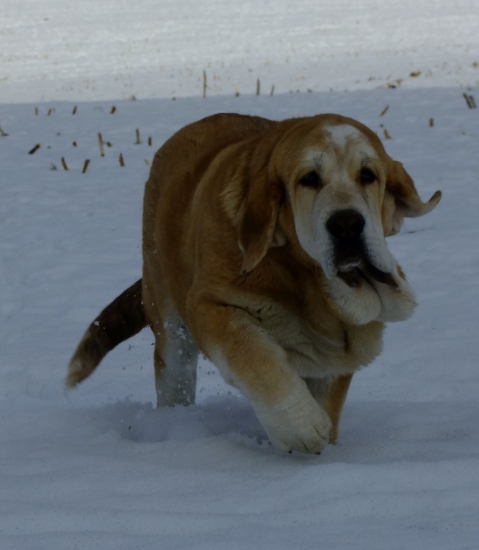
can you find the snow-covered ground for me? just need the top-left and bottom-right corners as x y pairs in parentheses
(1, 1), (479, 548)
(1, 0), (479, 102)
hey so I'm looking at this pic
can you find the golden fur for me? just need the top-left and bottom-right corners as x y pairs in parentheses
(67, 113), (441, 453)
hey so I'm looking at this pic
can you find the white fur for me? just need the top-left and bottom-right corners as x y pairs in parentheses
(371, 265), (417, 322)
(155, 317), (198, 407)
(250, 375), (332, 453)
(325, 276), (382, 325)
(323, 124), (362, 148)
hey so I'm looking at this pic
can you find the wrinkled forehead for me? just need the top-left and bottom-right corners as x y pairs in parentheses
(302, 124), (379, 170)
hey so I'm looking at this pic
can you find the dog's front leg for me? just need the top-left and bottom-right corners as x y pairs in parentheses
(188, 297), (332, 454)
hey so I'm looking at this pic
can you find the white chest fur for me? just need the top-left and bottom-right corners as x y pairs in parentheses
(246, 296), (384, 380)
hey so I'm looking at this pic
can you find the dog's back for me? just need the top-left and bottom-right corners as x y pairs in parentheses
(142, 113), (275, 326)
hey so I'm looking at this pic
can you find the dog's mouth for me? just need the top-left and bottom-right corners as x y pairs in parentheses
(337, 263), (398, 288)
(334, 240), (397, 288)
(334, 238), (364, 275)
(336, 248), (362, 274)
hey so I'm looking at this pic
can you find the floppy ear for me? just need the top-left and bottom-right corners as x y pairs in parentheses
(383, 160), (441, 236)
(238, 174), (284, 274)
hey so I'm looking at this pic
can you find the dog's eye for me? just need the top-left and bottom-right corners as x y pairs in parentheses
(359, 167), (376, 185)
(299, 171), (321, 188)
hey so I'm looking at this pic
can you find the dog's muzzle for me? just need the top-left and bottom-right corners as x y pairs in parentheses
(326, 209), (366, 273)
(325, 208), (397, 288)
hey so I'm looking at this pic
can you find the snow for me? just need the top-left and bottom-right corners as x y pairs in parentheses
(1, 0), (479, 102)
(1, 1), (479, 548)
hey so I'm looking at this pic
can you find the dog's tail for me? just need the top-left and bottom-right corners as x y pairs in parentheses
(66, 279), (147, 388)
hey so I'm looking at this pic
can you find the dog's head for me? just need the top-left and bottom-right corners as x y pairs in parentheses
(236, 114), (441, 324)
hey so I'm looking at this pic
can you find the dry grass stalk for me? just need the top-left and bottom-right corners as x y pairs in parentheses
(72, 106), (77, 115)
(379, 105), (389, 117)
(463, 93), (476, 109)
(383, 128), (392, 139)
(0, 125), (8, 137)
(119, 153), (125, 167)
(135, 129), (141, 144)
(97, 133), (105, 157)
(28, 144), (41, 155)
(110, 106), (116, 114)
(203, 71), (207, 98)
(82, 159), (90, 174)
(61, 157), (69, 171)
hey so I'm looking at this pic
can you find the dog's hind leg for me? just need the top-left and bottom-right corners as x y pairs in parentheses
(152, 316), (199, 407)
(143, 259), (198, 407)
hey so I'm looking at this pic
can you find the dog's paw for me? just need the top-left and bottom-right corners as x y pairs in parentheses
(253, 384), (332, 454)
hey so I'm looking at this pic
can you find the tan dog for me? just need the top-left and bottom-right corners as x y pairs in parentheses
(67, 113), (441, 454)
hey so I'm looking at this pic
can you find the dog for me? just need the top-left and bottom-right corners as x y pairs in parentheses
(66, 112), (441, 454)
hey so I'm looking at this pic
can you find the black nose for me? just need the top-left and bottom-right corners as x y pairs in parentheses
(326, 209), (365, 239)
